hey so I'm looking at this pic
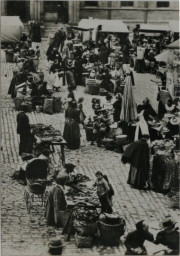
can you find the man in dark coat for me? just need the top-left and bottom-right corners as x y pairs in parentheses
(45, 175), (67, 226)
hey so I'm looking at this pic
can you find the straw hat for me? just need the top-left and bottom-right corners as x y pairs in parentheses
(170, 117), (180, 125)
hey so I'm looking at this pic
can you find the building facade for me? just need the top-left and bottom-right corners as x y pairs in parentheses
(1, 1), (179, 26)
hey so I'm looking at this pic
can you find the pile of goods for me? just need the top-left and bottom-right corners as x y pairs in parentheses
(74, 205), (99, 248)
(151, 140), (175, 154)
(31, 124), (63, 144)
(66, 183), (100, 207)
(71, 173), (91, 184)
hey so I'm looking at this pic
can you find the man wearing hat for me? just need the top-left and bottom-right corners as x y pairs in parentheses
(155, 217), (179, 255)
(45, 174), (67, 226)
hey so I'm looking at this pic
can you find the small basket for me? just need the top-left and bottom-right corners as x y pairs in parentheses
(58, 209), (72, 227)
(75, 233), (93, 248)
(85, 127), (93, 141)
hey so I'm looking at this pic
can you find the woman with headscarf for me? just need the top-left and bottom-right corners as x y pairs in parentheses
(134, 105), (150, 141)
(17, 111), (33, 156)
(63, 101), (80, 149)
(122, 135), (150, 190)
(124, 220), (154, 255)
(66, 59), (76, 90)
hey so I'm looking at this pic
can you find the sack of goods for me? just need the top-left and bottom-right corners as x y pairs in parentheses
(43, 98), (54, 114)
(53, 97), (62, 113)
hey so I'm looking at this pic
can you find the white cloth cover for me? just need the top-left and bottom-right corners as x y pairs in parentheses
(1, 16), (24, 42)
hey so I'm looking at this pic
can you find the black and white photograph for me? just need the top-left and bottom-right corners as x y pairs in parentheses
(0, 0), (180, 255)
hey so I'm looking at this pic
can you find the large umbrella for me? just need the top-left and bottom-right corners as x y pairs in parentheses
(120, 75), (137, 123)
(155, 51), (169, 62)
(167, 39), (180, 49)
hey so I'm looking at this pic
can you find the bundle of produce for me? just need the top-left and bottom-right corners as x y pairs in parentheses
(71, 173), (91, 184)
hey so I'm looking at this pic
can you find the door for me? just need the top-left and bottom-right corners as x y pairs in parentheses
(7, 1), (30, 22)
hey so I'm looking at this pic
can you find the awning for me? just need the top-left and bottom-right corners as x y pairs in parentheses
(155, 51), (169, 62)
(167, 39), (180, 49)
(1, 16), (24, 42)
(78, 18), (129, 34)
(140, 24), (170, 32)
(169, 21), (179, 33)
(70, 26), (94, 32)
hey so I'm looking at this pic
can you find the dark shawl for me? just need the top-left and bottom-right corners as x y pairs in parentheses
(122, 139), (149, 170)
(17, 112), (30, 135)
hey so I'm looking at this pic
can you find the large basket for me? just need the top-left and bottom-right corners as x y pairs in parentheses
(74, 220), (97, 236)
(26, 180), (47, 195)
(85, 127), (93, 141)
(58, 209), (72, 227)
(75, 233), (93, 248)
(86, 79), (99, 95)
(98, 219), (125, 246)
(14, 98), (24, 110)
(5, 52), (14, 62)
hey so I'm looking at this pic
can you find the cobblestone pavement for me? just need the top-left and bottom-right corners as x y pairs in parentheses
(1, 38), (179, 256)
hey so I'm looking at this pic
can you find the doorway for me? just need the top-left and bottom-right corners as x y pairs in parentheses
(7, 1), (30, 22)
(43, 1), (68, 22)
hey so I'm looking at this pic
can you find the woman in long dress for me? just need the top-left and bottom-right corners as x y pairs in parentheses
(122, 135), (150, 190)
(134, 42), (146, 73)
(17, 111), (33, 156)
(63, 101), (80, 149)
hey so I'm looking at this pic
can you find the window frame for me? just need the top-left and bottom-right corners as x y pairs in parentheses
(84, 1), (98, 7)
(156, 1), (170, 8)
(120, 1), (134, 8)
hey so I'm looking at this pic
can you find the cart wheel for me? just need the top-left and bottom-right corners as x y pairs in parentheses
(24, 189), (31, 213)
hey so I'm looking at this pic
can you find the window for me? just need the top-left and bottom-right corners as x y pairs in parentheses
(85, 1), (98, 7)
(121, 1), (134, 7)
(157, 1), (169, 7)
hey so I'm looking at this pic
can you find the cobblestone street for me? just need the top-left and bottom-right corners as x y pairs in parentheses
(1, 38), (179, 256)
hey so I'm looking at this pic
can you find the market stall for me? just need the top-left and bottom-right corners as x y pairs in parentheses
(166, 39), (180, 99)
(1, 16), (24, 43)
(139, 24), (170, 37)
(31, 124), (66, 165)
(78, 18), (129, 42)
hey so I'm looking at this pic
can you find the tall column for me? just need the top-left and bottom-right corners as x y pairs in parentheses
(30, 0), (41, 21)
(68, 1), (79, 25)
(1, 0), (7, 16)
(30, 0), (35, 20)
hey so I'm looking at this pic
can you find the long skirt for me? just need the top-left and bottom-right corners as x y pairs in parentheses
(66, 71), (76, 90)
(127, 165), (148, 189)
(19, 133), (33, 156)
(134, 59), (146, 73)
(63, 120), (80, 149)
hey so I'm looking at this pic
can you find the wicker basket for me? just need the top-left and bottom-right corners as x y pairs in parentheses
(116, 135), (127, 144)
(75, 233), (93, 248)
(58, 209), (72, 227)
(98, 220), (125, 246)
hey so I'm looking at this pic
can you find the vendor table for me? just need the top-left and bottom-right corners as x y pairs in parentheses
(50, 139), (67, 166)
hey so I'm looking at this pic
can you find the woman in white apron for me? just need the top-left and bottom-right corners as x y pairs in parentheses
(135, 105), (150, 143)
